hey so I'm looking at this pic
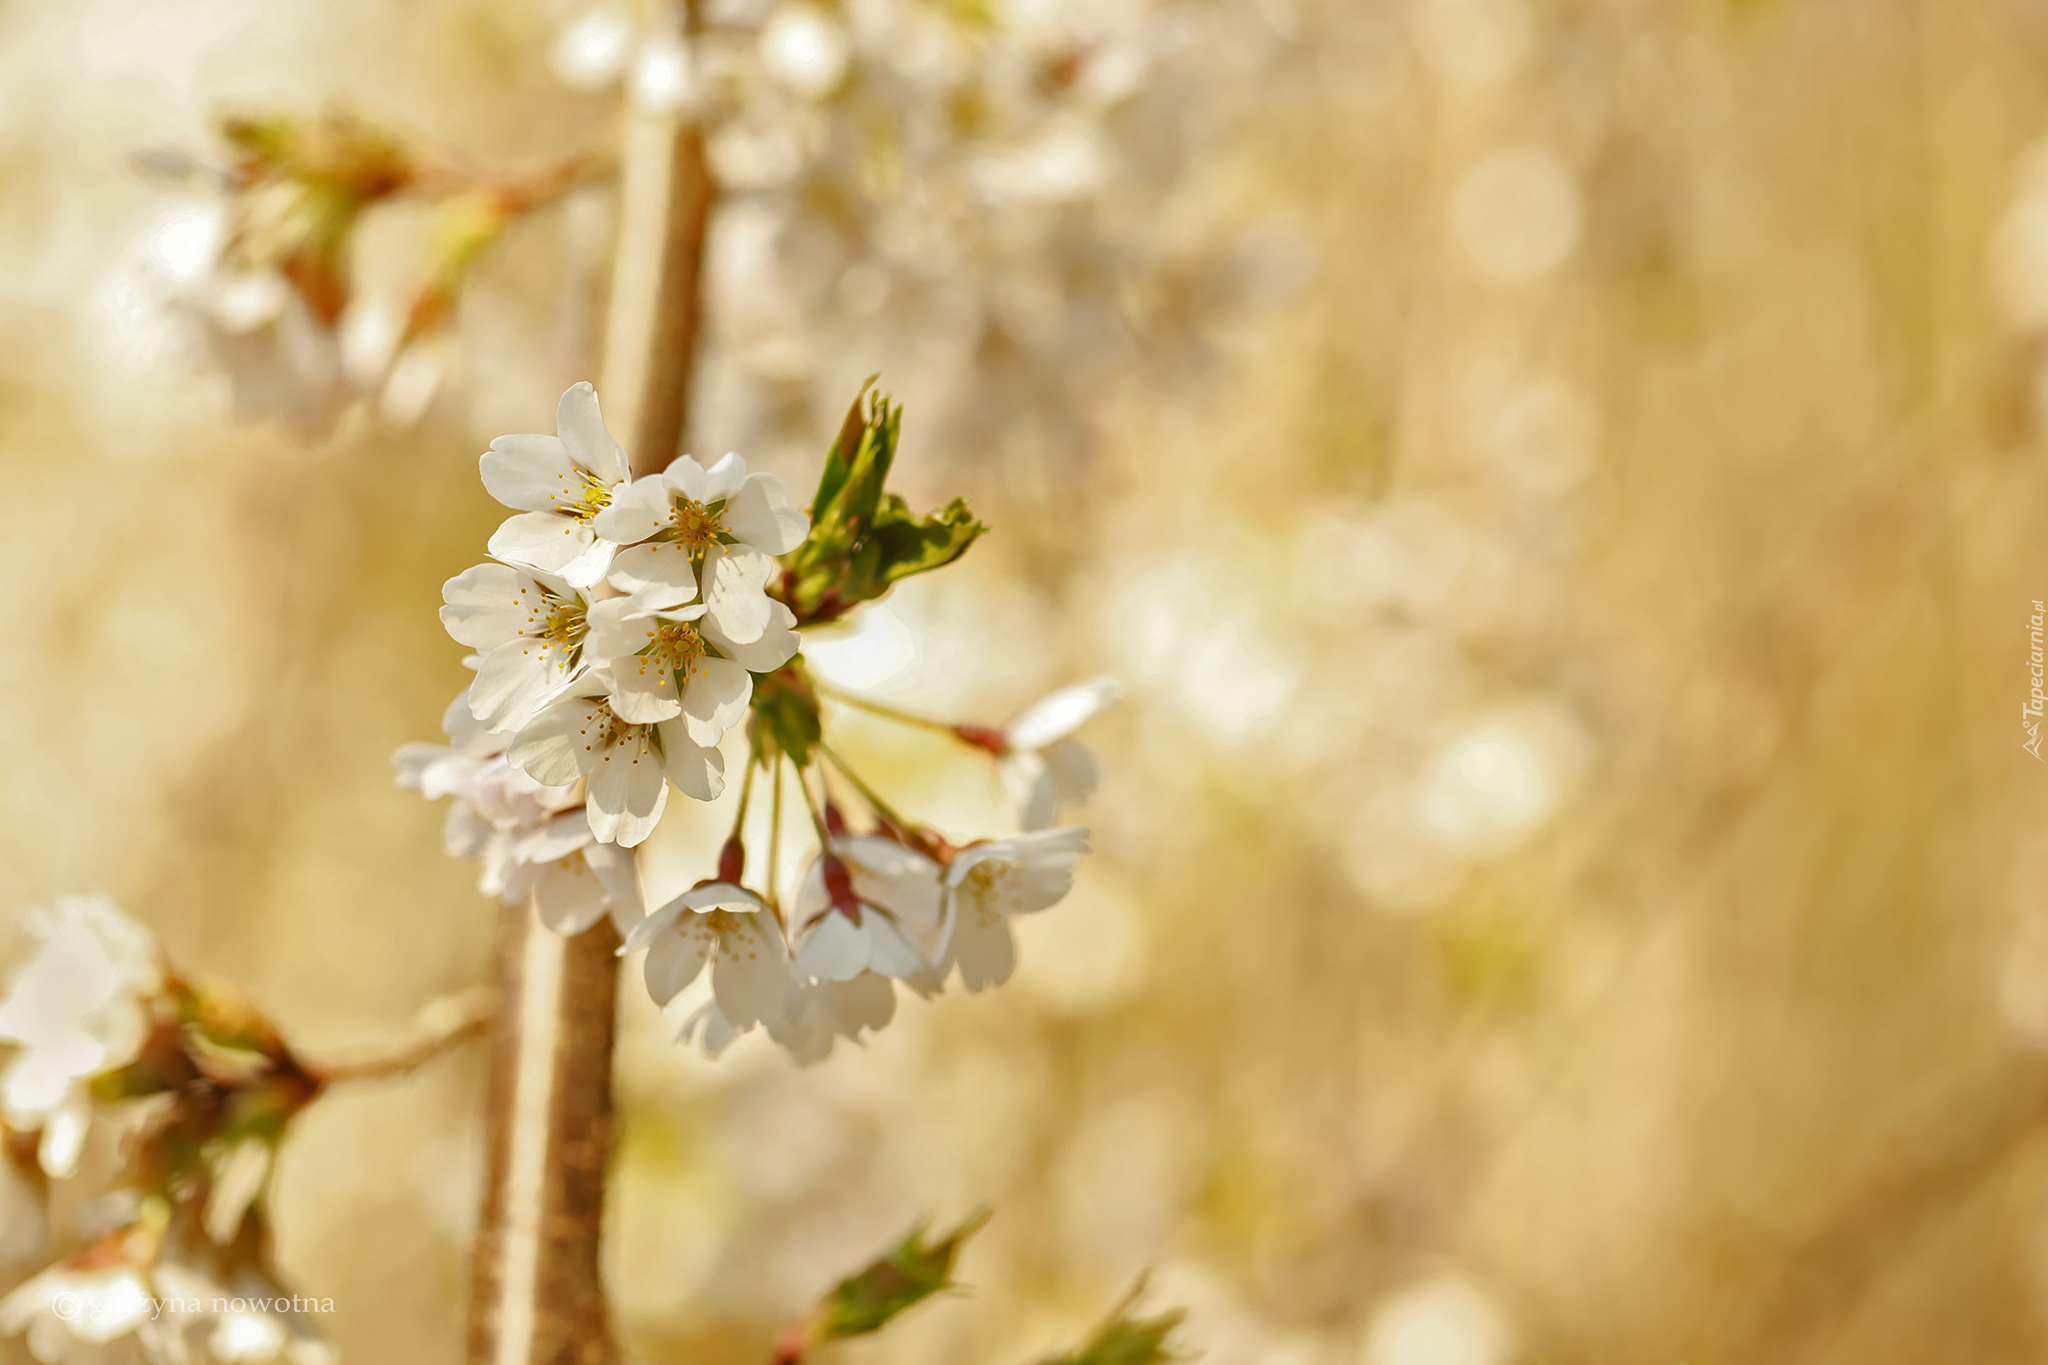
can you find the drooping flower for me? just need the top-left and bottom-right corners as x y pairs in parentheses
(480, 382), (633, 588)
(761, 973), (898, 1065)
(506, 671), (725, 845)
(790, 837), (943, 983)
(594, 450), (810, 645)
(393, 687), (641, 935)
(936, 827), (1091, 992)
(0, 898), (160, 1178)
(621, 882), (790, 1034)
(439, 563), (594, 732)
(975, 677), (1119, 830)
(676, 970), (899, 1065)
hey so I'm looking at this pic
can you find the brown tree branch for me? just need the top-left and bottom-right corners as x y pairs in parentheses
(307, 984), (496, 1082)
(464, 18), (717, 1365)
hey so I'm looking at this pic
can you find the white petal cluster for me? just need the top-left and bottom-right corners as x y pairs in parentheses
(421, 382), (809, 850)
(0, 897), (160, 1178)
(624, 824), (1089, 1065)
(393, 686), (642, 936)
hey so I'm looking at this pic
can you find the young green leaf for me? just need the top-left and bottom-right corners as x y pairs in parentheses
(781, 383), (988, 625)
(783, 1209), (991, 1358)
(1036, 1284), (1187, 1365)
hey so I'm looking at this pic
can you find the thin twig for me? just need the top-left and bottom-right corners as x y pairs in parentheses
(307, 984), (496, 1082)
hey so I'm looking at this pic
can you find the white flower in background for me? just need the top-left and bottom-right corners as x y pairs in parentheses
(594, 450), (810, 646)
(0, 1260), (171, 1364)
(622, 882), (789, 1033)
(937, 826), (1091, 992)
(185, 268), (351, 442)
(759, 2), (851, 101)
(480, 383), (632, 589)
(507, 671), (725, 844)
(790, 837), (943, 983)
(551, 4), (699, 116)
(986, 677), (1119, 830)
(440, 563), (595, 732)
(156, 1256), (337, 1365)
(0, 898), (160, 1178)
(393, 687), (642, 935)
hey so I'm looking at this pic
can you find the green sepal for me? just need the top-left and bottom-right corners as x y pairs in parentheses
(781, 383), (988, 625)
(801, 1209), (991, 1346)
(751, 663), (824, 769)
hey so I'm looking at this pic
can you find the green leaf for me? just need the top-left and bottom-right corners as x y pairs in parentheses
(1036, 1285), (1187, 1365)
(782, 383), (987, 625)
(799, 1209), (990, 1347)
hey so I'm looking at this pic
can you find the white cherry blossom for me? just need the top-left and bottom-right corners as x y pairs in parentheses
(790, 836), (943, 983)
(937, 827), (1091, 992)
(440, 563), (594, 732)
(394, 687), (642, 935)
(507, 672), (724, 845)
(480, 383), (632, 588)
(0, 897), (160, 1178)
(594, 450), (809, 646)
(621, 882), (789, 1033)
(992, 676), (1119, 829)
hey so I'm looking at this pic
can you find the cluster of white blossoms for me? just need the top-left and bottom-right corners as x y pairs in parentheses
(0, 900), (336, 1365)
(400, 382), (1118, 1062)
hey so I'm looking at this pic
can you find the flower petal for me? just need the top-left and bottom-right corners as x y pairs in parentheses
(606, 542), (699, 605)
(586, 746), (669, 847)
(488, 511), (594, 576)
(592, 474), (673, 546)
(1005, 676), (1121, 751)
(998, 751), (1060, 830)
(950, 915), (1016, 993)
(702, 599), (800, 672)
(439, 563), (537, 650)
(470, 640), (577, 733)
(644, 919), (712, 1004)
(586, 842), (644, 932)
(557, 381), (630, 484)
(507, 692), (606, 787)
(710, 913), (790, 1027)
(664, 451), (746, 503)
(609, 655), (685, 723)
(480, 433), (574, 512)
(531, 857), (610, 936)
(792, 912), (867, 981)
(655, 718), (726, 801)
(681, 657), (752, 746)
(724, 471), (810, 554)
(701, 543), (776, 644)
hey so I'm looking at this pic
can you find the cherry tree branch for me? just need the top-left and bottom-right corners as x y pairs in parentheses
(307, 984), (496, 1083)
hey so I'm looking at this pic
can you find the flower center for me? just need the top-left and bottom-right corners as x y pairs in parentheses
(665, 497), (725, 552)
(582, 708), (658, 763)
(631, 619), (706, 690)
(553, 470), (613, 523)
(517, 586), (587, 666)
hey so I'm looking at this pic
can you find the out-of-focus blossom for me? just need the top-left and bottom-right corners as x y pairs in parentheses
(393, 687), (642, 935)
(0, 898), (160, 1178)
(791, 838), (945, 984)
(968, 677), (1118, 830)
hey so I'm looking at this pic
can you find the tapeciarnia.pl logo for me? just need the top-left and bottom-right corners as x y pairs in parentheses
(2027, 599), (2045, 761)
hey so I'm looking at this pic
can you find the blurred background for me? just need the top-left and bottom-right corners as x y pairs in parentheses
(6, 0), (2048, 1362)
